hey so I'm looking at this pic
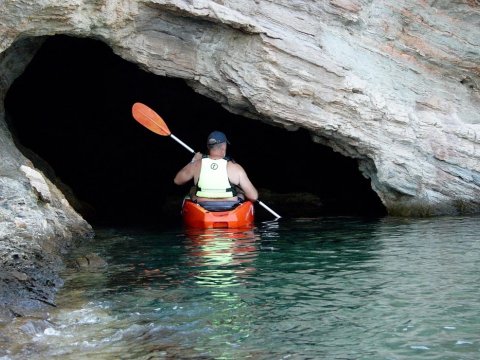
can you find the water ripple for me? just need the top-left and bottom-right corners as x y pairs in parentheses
(3, 216), (480, 359)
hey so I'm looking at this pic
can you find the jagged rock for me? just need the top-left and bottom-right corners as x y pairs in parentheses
(20, 165), (52, 203)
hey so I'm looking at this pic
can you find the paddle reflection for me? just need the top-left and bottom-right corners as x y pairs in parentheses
(184, 228), (260, 290)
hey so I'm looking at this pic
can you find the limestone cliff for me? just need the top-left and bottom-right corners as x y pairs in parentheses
(0, 1), (479, 309)
(3, 0), (479, 219)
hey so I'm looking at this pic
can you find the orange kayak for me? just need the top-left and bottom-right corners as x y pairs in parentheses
(182, 199), (255, 229)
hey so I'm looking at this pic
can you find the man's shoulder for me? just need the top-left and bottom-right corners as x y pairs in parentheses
(227, 161), (245, 174)
(224, 156), (237, 163)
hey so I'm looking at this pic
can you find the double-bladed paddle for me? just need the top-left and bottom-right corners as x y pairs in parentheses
(132, 102), (195, 153)
(131, 102), (281, 219)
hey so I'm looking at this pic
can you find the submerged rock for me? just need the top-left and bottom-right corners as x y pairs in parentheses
(74, 253), (108, 270)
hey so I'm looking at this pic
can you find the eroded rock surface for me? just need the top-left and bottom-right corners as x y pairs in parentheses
(2, 0), (479, 216)
(0, 39), (94, 313)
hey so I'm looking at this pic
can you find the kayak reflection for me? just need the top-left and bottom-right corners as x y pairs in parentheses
(184, 228), (261, 290)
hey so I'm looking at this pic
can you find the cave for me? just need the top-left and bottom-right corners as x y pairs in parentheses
(4, 35), (386, 227)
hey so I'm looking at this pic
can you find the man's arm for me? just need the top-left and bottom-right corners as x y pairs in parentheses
(173, 162), (195, 185)
(234, 164), (258, 201)
(174, 152), (202, 185)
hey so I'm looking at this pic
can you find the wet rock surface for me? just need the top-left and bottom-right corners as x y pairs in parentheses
(0, 125), (94, 322)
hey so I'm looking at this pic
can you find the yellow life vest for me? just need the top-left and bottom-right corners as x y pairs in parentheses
(196, 158), (236, 198)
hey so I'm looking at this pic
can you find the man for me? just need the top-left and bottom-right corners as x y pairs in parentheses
(174, 131), (258, 203)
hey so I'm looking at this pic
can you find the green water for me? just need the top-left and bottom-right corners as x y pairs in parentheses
(2, 216), (480, 359)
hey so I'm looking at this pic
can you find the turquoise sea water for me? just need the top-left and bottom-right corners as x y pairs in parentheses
(2, 216), (480, 359)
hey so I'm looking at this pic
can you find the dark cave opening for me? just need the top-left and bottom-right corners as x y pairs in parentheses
(4, 35), (386, 227)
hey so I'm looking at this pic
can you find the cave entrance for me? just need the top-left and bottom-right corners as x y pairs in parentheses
(4, 35), (386, 227)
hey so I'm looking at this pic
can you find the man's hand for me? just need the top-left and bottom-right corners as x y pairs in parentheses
(191, 152), (203, 163)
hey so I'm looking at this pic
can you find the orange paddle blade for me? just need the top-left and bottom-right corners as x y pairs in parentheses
(131, 102), (171, 136)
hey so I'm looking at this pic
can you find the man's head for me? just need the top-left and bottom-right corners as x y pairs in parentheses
(207, 131), (230, 149)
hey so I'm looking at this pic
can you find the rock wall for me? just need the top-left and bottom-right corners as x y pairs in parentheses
(0, 38), (94, 312)
(1, 1), (479, 229)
